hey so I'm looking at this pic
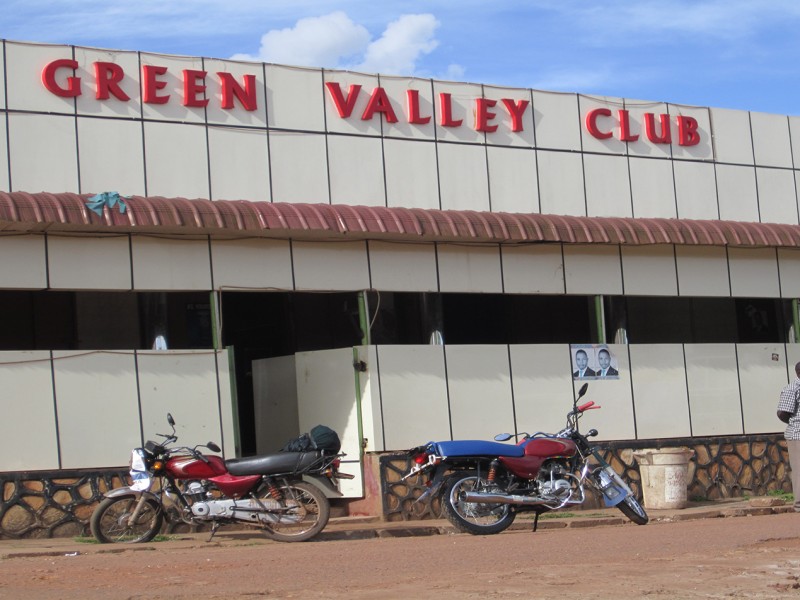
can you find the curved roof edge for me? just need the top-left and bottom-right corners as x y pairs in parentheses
(1, 191), (800, 248)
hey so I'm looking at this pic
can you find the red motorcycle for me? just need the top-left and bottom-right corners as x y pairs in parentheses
(91, 414), (352, 543)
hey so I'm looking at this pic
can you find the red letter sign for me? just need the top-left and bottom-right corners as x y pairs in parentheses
(42, 59), (81, 97)
(475, 98), (498, 132)
(407, 90), (431, 124)
(439, 93), (463, 127)
(677, 116), (700, 146)
(362, 87), (398, 122)
(325, 82), (361, 118)
(644, 113), (671, 144)
(501, 99), (529, 132)
(585, 108), (613, 139)
(218, 73), (257, 111)
(94, 62), (130, 101)
(183, 70), (208, 108)
(142, 65), (170, 104)
(618, 110), (639, 141)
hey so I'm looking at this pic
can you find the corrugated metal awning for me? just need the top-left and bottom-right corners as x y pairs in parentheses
(2, 191), (800, 248)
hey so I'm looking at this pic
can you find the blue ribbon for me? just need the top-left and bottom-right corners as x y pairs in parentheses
(85, 192), (128, 216)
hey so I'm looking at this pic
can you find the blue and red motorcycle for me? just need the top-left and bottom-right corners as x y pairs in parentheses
(403, 383), (648, 534)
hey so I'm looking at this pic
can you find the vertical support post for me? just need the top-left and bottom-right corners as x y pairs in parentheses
(793, 299), (800, 343)
(595, 295), (606, 344)
(358, 290), (371, 345)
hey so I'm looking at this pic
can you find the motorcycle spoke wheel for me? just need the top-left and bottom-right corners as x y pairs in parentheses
(259, 482), (330, 542)
(442, 471), (515, 535)
(90, 496), (163, 544)
(617, 495), (649, 525)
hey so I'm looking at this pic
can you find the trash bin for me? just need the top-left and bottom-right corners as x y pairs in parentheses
(632, 447), (694, 510)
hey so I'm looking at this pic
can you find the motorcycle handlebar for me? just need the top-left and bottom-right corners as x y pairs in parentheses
(577, 401), (600, 412)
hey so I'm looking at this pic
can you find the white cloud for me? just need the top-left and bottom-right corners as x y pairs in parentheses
(231, 12), (442, 76)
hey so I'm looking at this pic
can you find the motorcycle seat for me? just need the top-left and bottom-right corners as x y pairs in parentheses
(434, 440), (525, 458)
(225, 451), (325, 476)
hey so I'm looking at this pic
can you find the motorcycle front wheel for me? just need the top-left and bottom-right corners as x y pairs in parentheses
(617, 494), (649, 525)
(259, 482), (330, 542)
(90, 496), (163, 543)
(442, 471), (516, 535)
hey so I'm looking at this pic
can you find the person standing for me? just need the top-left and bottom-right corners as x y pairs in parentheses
(777, 361), (800, 512)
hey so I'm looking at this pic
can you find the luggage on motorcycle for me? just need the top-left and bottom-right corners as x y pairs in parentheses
(280, 425), (341, 454)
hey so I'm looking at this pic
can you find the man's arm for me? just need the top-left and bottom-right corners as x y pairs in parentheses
(778, 410), (792, 424)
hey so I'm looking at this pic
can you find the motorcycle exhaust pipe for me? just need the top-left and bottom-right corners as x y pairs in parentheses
(461, 491), (548, 506)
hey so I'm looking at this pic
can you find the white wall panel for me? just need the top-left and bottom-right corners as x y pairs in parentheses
(791, 117), (800, 167)
(323, 71), (381, 136)
(487, 146), (538, 213)
(716, 164), (759, 222)
(446, 345), (515, 439)
(629, 157), (677, 218)
(563, 245), (622, 295)
(0, 43), (5, 110)
(433, 81), (483, 144)
(210, 238), (293, 290)
(483, 86), (535, 148)
(5, 42), (75, 113)
(728, 247), (780, 298)
(268, 131), (329, 203)
(676, 246), (730, 296)
(143, 122), (209, 199)
(438, 143), (490, 211)
(48, 235), (131, 290)
(292, 241), (370, 291)
(54, 351), (141, 468)
(0, 352), (58, 471)
(531, 91), (581, 151)
(684, 344), (743, 436)
(208, 126), (270, 202)
(376, 345), (450, 450)
(74, 47), (140, 118)
(295, 347), (363, 496)
(215, 348), (236, 458)
(621, 245), (678, 296)
(138, 351), (228, 455)
(756, 167), (798, 225)
(328, 135), (386, 206)
(629, 344), (691, 439)
(368, 241), (438, 292)
(131, 236), (212, 290)
(384, 138), (439, 209)
(674, 160), (718, 220)
(502, 245), (565, 294)
(253, 355), (298, 454)
(508, 345), (574, 435)
(537, 150), (586, 216)
(750, 112), (792, 168)
(584, 154), (632, 217)
(578, 95), (627, 155)
(139, 53), (205, 123)
(78, 117), (145, 196)
(8, 113), (78, 193)
(787, 346), (800, 384)
(737, 344), (786, 434)
(204, 59), (267, 127)
(0, 235), (47, 288)
(710, 108), (754, 165)
(265, 65), (325, 132)
(437, 244), (502, 293)
(574, 344), (636, 441)
(0, 117), (7, 192)
(624, 100), (672, 159)
(668, 104), (713, 161)
(379, 76), (435, 140)
(778, 248), (800, 297)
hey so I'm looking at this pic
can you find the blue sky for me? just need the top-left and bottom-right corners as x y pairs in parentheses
(4, 0), (800, 115)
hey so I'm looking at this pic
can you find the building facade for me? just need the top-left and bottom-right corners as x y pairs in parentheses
(1, 39), (798, 534)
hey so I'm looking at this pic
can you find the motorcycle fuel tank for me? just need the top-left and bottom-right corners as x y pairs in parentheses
(167, 455), (228, 479)
(499, 437), (578, 478)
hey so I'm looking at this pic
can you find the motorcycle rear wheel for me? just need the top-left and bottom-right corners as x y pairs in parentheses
(442, 471), (516, 535)
(617, 494), (649, 525)
(90, 496), (163, 543)
(259, 482), (330, 542)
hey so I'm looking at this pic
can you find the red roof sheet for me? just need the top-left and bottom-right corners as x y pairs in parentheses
(1, 191), (799, 248)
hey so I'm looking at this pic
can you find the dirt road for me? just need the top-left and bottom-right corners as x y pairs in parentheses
(2, 513), (800, 599)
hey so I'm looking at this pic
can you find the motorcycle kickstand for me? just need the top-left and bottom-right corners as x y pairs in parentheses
(532, 511), (541, 533)
(207, 520), (221, 542)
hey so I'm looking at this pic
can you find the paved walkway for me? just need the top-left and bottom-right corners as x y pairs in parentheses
(0, 497), (794, 559)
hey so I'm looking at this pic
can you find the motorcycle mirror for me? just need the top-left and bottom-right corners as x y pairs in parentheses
(167, 413), (175, 427)
(577, 383), (589, 398)
(586, 429), (598, 438)
(494, 433), (513, 442)
(206, 441), (221, 453)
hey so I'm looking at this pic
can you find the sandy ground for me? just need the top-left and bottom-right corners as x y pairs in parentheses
(2, 513), (800, 599)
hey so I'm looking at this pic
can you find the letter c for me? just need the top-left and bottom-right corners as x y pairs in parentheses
(585, 108), (613, 139)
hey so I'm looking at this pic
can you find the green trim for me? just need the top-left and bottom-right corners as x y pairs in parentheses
(358, 291), (371, 345)
(209, 291), (220, 350)
(793, 299), (800, 344)
(226, 345), (241, 457)
(351, 347), (366, 490)
(594, 296), (606, 344)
